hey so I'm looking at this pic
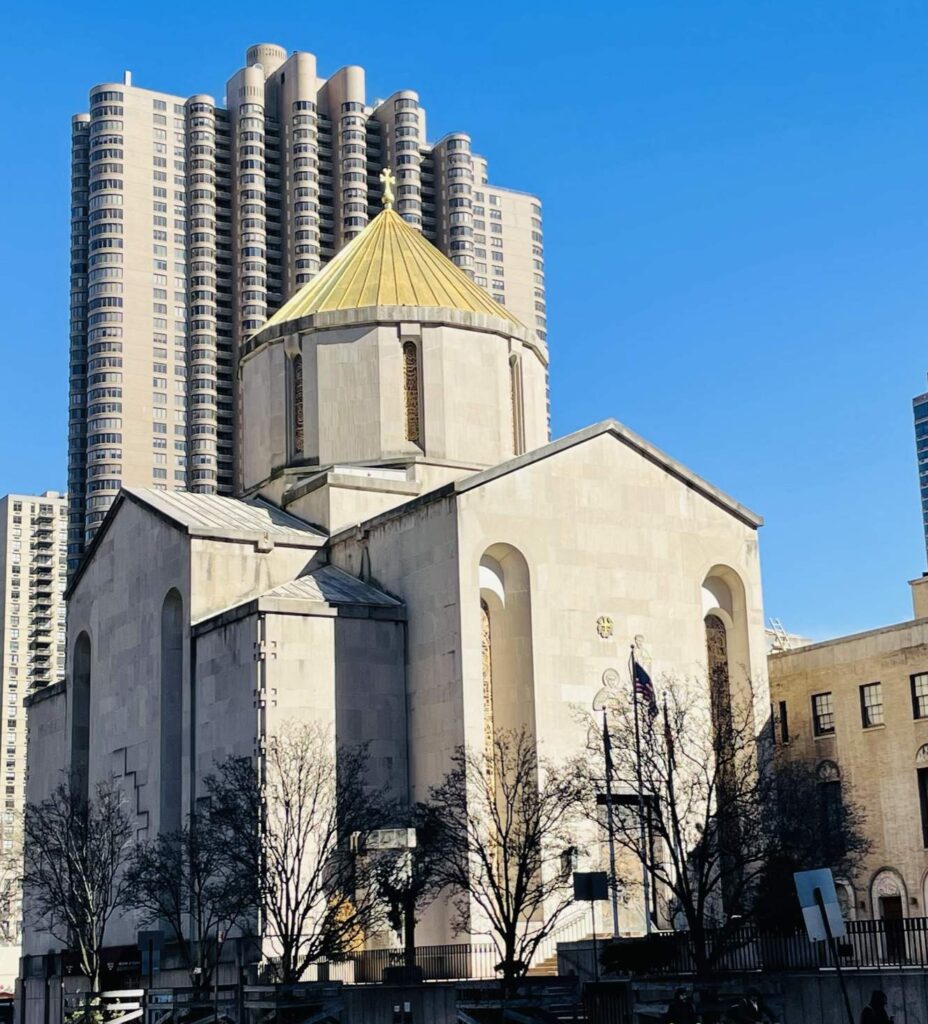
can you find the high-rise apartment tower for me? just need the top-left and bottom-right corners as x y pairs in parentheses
(0, 492), (67, 942)
(914, 386), (928, 561)
(68, 43), (547, 571)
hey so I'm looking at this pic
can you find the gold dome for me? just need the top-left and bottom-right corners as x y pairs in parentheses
(258, 207), (523, 334)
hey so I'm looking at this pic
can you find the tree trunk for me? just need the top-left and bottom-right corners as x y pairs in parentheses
(403, 893), (416, 968)
(691, 921), (711, 978)
(502, 930), (520, 999)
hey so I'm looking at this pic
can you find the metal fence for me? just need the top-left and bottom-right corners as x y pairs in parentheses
(623, 917), (928, 975)
(350, 942), (497, 982)
(256, 943), (498, 985)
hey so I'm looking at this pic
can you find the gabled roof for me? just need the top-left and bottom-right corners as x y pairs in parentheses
(123, 488), (324, 544)
(328, 418), (763, 544)
(261, 565), (402, 608)
(255, 207), (523, 335)
(449, 421), (762, 526)
(67, 488), (325, 598)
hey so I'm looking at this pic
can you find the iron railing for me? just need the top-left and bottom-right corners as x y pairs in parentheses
(351, 942), (497, 982)
(612, 917), (928, 975)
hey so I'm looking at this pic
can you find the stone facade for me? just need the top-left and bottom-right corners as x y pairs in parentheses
(24, 200), (770, 994)
(768, 579), (928, 921)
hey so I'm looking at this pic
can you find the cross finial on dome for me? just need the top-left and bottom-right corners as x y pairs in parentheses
(379, 167), (396, 209)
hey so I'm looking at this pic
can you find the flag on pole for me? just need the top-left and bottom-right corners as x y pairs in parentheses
(602, 710), (614, 776)
(633, 659), (659, 721)
(662, 694), (676, 770)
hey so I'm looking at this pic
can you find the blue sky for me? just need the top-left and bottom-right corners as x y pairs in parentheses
(1, 0), (927, 640)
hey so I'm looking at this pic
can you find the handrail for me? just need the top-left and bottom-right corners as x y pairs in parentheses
(528, 910), (592, 968)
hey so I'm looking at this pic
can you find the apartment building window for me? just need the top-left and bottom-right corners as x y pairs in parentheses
(919, 767), (928, 848)
(859, 682), (884, 728)
(812, 692), (835, 736)
(912, 673), (928, 719)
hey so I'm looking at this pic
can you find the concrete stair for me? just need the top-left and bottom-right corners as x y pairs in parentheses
(526, 935), (594, 978)
(526, 953), (560, 977)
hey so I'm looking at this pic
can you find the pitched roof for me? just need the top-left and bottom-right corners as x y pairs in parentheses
(123, 488), (324, 544)
(256, 207), (523, 334)
(192, 564), (405, 634)
(66, 488), (324, 598)
(328, 418), (764, 544)
(261, 565), (402, 608)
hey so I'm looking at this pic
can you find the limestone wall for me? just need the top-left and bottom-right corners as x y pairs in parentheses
(455, 429), (768, 772)
(330, 424), (767, 943)
(770, 619), (928, 919)
(67, 500), (190, 845)
(329, 494), (461, 807)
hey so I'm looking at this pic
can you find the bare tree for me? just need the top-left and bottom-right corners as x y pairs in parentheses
(125, 811), (256, 1000)
(752, 756), (870, 933)
(582, 683), (869, 975)
(207, 724), (386, 984)
(23, 779), (133, 990)
(429, 729), (585, 994)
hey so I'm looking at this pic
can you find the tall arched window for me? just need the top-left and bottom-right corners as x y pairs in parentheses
(480, 599), (496, 790)
(705, 612), (740, 910)
(71, 632), (92, 803)
(160, 589), (184, 835)
(479, 546), (537, 746)
(510, 354), (525, 456)
(705, 613), (733, 743)
(403, 341), (421, 445)
(291, 353), (304, 457)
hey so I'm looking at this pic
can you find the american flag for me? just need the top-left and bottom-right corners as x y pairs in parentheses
(633, 660), (659, 721)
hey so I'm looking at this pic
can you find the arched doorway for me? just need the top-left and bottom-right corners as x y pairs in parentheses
(871, 869), (907, 961)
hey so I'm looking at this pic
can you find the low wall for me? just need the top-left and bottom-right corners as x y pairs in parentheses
(780, 972), (928, 1024)
(581, 971), (928, 1024)
(342, 983), (458, 1024)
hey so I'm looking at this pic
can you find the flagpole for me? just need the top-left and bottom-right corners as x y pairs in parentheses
(602, 709), (620, 937)
(631, 645), (653, 936)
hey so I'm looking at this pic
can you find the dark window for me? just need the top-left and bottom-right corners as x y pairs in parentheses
(819, 779), (846, 860)
(860, 682), (884, 728)
(812, 692), (835, 736)
(778, 699), (790, 742)
(912, 673), (928, 719)
(919, 768), (928, 848)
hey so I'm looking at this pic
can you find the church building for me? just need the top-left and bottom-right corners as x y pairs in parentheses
(22, 185), (770, 988)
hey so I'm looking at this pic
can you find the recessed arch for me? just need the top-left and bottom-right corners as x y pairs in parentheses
(835, 879), (856, 921)
(71, 632), (92, 803)
(871, 868), (908, 959)
(702, 576), (733, 617)
(701, 564), (753, 718)
(478, 544), (537, 748)
(871, 868), (908, 914)
(160, 589), (184, 835)
(817, 759), (841, 782)
(509, 353), (525, 456)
